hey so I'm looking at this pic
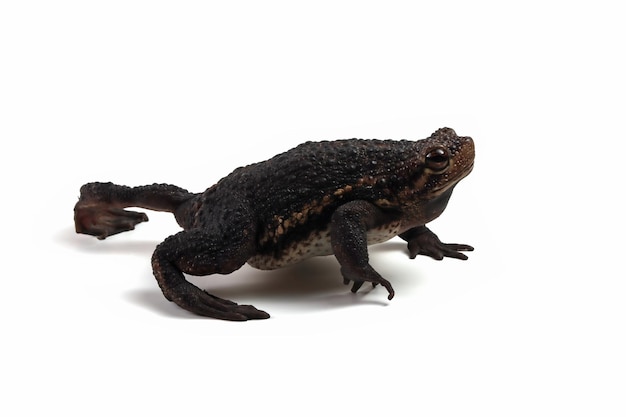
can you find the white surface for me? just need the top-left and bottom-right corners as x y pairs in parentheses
(2, 1), (625, 416)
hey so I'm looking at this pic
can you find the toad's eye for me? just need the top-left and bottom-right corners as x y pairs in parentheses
(425, 148), (449, 172)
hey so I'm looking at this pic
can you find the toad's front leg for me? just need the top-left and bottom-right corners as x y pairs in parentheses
(399, 225), (473, 260)
(330, 200), (395, 300)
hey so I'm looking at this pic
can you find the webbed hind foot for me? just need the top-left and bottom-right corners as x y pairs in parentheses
(75, 205), (148, 240)
(74, 182), (150, 239)
(164, 282), (270, 321)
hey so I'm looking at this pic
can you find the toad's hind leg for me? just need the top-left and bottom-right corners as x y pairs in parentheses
(74, 182), (194, 239)
(152, 228), (270, 321)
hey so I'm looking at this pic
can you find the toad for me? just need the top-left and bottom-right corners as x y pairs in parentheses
(74, 127), (474, 320)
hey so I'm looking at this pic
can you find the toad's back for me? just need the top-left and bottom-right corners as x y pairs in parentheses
(223, 138), (421, 215)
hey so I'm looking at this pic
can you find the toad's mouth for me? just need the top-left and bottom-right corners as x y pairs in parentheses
(460, 161), (475, 178)
(430, 161), (474, 194)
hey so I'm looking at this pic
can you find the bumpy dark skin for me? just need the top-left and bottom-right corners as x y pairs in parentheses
(74, 127), (474, 320)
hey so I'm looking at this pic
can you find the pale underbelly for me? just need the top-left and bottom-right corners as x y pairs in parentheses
(246, 221), (402, 270)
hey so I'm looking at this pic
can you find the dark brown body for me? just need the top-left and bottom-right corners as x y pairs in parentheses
(75, 127), (475, 320)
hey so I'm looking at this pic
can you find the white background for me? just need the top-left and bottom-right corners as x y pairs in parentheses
(2, 1), (625, 415)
